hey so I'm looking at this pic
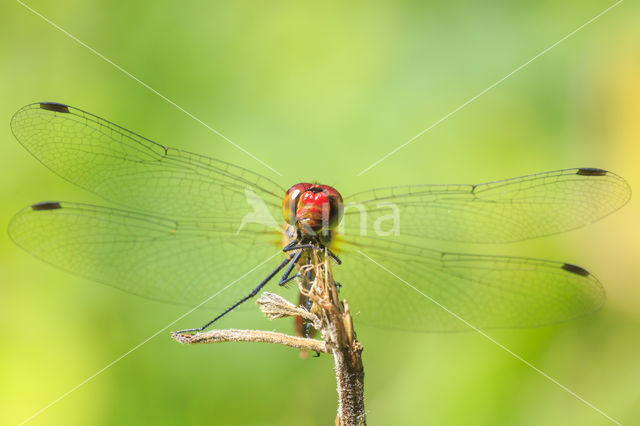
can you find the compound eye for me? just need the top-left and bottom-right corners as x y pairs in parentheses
(319, 186), (344, 228)
(282, 183), (312, 225)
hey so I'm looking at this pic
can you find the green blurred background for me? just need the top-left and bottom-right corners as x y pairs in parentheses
(1, 1), (639, 425)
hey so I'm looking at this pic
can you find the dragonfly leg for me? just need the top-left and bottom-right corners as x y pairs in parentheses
(279, 274), (301, 287)
(279, 249), (303, 286)
(175, 255), (294, 334)
(302, 294), (314, 337)
(325, 248), (341, 265)
(282, 239), (299, 251)
(284, 243), (341, 265)
(283, 243), (315, 252)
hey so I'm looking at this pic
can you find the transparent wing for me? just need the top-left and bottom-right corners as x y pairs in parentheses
(341, 169), (631, 243)
(10, 103), (285, 221)
(333, 236), (605, 331)
(8, 201), (288, 309)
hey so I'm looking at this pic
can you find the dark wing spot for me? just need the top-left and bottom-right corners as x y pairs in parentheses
(576, 168), (607, 177)
(561, 263), (590, 277)
(31, 201), (62, 211)
(39, 102), (70, 113)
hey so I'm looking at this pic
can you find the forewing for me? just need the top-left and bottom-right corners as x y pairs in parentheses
(11, 103), (285, 222)
(341, 169), (630, 243)
(333, 236), (605, 331)
(8, 202), (286, 308)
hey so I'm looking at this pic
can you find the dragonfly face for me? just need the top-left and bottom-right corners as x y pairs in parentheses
(282, 183), (343, 237)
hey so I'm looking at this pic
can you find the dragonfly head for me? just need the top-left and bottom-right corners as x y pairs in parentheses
(283, 183), (343, 236)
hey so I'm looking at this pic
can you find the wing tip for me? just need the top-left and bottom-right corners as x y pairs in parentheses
(576, 168), (607, 177)
(31, 201), (62, 211)
(575, 168), (632, 207)
(39, 102), (70, 113)
(561, 263), (591, 277)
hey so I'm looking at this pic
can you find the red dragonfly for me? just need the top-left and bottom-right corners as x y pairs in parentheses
(9, 102), (631, 333)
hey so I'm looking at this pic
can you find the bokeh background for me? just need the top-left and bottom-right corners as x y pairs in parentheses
(1, 1), (639, 425)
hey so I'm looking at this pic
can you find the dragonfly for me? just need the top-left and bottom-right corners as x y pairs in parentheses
(8, 102), (631, 333)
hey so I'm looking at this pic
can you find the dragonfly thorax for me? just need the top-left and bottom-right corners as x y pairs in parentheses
(282, 183), (343, 237)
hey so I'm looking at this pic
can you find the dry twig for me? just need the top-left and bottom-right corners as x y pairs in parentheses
(172, 328), (328, 353)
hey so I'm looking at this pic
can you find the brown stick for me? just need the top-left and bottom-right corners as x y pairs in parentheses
(172, 328), (328, 353)
(328, 301), (365, 426)
(308, 259), (366, 426)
